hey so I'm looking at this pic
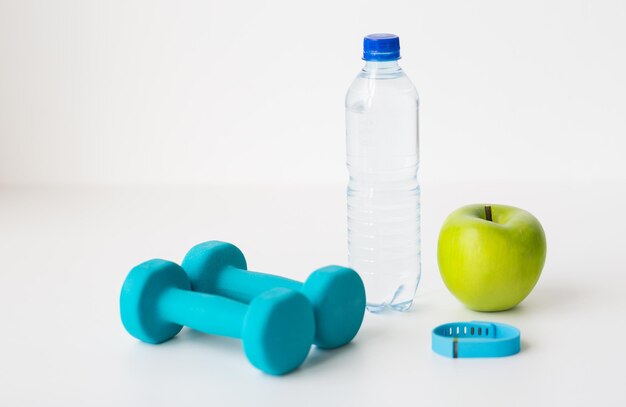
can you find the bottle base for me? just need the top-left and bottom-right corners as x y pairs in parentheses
(363, 280), (418, 313)
(366, 299), (414, 313)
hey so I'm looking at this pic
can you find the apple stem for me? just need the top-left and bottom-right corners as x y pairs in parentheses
(485, 205), (493, 222)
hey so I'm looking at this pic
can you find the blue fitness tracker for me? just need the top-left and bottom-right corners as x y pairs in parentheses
(432, 321), (520, 358)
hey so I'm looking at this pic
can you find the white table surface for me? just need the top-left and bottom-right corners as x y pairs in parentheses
(1, 182), (624, 406)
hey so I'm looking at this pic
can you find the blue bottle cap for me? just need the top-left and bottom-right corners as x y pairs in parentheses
(363, 33), (401, 61)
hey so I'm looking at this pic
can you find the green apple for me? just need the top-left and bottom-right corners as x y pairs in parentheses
(437, 204), (546, 311)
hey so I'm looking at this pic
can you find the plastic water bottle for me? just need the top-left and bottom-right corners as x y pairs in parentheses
(345, 34), (420, 312)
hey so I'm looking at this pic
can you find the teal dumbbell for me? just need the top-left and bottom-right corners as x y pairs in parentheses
(120, 259), (315, 375)
(181, 241), (366, 349)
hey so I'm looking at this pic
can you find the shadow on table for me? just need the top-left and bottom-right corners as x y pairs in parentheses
(503, 281), (584, 316)
(180, 328), (243, 352)
(292, 341), (361, 376)
(175, 327), (361, 375)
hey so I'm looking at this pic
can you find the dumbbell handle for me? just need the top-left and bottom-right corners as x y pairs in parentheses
(211, 266), (302, 303)
(158, 288), (247, 338)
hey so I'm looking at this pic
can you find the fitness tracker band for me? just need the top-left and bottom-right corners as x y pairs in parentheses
(432, 321), (520, 358)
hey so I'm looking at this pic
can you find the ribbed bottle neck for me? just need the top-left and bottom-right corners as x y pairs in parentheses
(363, 60), (401, 72)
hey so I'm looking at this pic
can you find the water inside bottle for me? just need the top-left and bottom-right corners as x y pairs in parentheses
(346, 58), (421, 312)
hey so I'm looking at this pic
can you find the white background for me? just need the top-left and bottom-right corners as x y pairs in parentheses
(2, 1), (626, 406)
(1, 0), (626, 185)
